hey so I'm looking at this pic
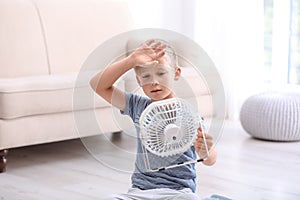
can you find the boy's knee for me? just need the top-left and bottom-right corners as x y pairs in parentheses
(101, 194), (128, 200)
(174, 193), (201, 200)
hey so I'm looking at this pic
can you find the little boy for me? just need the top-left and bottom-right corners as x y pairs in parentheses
(90, 39), (217, 200)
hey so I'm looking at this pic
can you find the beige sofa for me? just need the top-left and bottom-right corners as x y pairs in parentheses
(0, 0), (221, 173)
(0, 0), (133, 172)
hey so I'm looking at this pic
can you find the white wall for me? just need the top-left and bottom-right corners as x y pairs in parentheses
(128, 0), (195, 36)
(128, 0), (265, 119)
(195, 0), (264, 119)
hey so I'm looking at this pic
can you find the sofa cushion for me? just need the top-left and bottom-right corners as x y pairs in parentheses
(0, 108), (123, 149)
(0, 0), (49, 77)
(34, 0), (133, 74)
(0, 72), (116, 119)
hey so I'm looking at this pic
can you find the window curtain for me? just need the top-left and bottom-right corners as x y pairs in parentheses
(194, 0), (265, 120)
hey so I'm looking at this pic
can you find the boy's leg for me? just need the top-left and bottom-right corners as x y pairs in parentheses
(101, 188), (161, 200)
(101, 194), (131, 200)
(172, 193), (200, 200)
(127, 188), (200, 200)
(204, 194), (233, 200)
(102, 188), (201, 200)
(101, 188), (157, 200)
(172, 190), (200, 200)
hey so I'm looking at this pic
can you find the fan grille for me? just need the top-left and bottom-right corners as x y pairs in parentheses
(140, 98), (200, 157)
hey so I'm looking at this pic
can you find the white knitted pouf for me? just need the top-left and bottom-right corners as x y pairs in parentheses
(240, 91), (300, 141)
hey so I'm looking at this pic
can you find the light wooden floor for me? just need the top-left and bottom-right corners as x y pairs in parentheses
(0, 120), (299, 200)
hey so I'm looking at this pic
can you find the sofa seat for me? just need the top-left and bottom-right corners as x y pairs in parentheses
(0, 69), (125, 149)
(0, 72), (109, 119)
(0, 107), (121, 149)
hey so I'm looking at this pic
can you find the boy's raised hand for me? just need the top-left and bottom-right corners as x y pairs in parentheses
(130, 40), (167, 67)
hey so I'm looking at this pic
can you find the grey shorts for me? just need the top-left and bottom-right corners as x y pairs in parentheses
(101, 187), (200, 200)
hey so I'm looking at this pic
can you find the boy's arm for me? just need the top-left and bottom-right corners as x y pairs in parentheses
(90, 57), (134, 111)
(90, 56), (135, 111)
(89, 40), (166, 111)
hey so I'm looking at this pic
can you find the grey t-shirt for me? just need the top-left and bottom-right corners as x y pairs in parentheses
(122, 92), (198, 192)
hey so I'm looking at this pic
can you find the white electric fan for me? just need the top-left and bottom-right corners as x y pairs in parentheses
(139, 98), (209, 171)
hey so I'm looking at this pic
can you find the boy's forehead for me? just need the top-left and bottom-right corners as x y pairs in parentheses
(138, 55), (172, 68)
(137, 64), (173, 74)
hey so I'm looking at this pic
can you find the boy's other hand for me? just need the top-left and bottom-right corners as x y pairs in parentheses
(194, 127), (217, 166)
(193, 127), (213, 158)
